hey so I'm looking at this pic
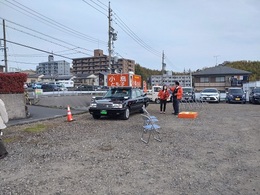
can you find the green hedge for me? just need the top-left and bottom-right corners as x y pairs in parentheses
(0, 73), (27, 94)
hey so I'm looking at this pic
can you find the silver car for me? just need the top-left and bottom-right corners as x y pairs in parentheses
(200, 88), (220, 103)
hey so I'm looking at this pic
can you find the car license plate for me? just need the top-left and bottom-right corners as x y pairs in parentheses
(206, 97), (210, 100)
(100, 110), (107, 115)
(235, 98), (240, 101)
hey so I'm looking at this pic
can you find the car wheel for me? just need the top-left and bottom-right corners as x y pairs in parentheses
(122, 107), (130, 120)
(92, 114), (101, 119)
(155, 98), (160, 104)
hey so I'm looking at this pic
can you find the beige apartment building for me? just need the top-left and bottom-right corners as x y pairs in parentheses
(72, 49), (135, 75)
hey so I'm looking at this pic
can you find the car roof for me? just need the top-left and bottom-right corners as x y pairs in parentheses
(110, 87), (132, 89)
(228, 87), (242, 89)
(203, 88), (218, 90)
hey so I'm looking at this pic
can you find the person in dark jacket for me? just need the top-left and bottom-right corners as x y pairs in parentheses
(0, 98), (9, 159)
(170, 81), (183, 115)
(158, 85), (170, 114)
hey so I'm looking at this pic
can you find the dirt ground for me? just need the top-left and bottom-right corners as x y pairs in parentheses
(0, 102), (259, 195)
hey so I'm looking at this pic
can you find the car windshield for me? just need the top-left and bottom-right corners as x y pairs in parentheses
(254, 88), (260, 93)
(229, 89), (243, 93)
(202, 89), (218, 93)
(104, 88), (131, 98)
(183, 88), (192, 93)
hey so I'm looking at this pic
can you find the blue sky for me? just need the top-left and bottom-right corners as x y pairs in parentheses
(0, 0), (260, 72)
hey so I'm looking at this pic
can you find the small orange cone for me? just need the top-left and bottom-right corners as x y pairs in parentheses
(67, 105), (73, 122)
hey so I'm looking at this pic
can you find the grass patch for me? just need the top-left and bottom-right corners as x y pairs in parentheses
(24, 124), (46, 133)
(3, 136), (21, 143)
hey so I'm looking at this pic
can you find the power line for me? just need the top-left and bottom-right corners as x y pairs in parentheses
(4, 24), (92, 57)
(96, 0), (108, 8)
(89, 0), (107, 12)
(81, 0), (107, 16)
(2, 0), (107, 45)
(113, 12), (161, 57)
(1, 39), (73, 60)
(7, 60), (39, 64)
(1, 18), (92, 56)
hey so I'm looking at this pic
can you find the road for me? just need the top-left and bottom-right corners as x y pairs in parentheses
(7, 105), (87, 126)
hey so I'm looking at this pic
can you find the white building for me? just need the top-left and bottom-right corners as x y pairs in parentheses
(150, 71), (192, 87)
(36, 55), (70, 76)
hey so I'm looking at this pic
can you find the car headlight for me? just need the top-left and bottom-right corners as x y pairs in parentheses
(90, 103), (97, 108)
(242, 94), (245, 98)
(112, 103), (123, 108)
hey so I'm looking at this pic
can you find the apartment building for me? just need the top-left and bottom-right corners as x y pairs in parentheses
(150, 71), (192, 87)
(36, 55), (70, 76)
(72, 49), (135, 75)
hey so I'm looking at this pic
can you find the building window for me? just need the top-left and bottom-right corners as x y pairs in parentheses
(200, 77), (209, 83)
(216, 77), (225, 82)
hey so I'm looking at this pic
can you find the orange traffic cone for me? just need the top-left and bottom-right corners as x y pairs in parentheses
(67, 105), (73, 122)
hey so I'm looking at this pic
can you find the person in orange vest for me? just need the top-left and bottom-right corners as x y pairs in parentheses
(170, 81), (183, 115)
(158, 85), (170, 114)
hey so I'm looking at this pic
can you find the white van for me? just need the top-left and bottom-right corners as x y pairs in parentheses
(146, 86), (171, 104)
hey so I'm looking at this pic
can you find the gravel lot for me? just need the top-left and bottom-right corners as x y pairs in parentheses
(1, 102), (259, 195)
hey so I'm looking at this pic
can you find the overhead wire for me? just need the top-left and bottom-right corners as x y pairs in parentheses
(88, 0), (107, 12)
(81, 0), (107, 16)
(7, 60), (39, 64)
(0, 39), (73, 60)
(113, 12), (161, 57)
(4, 24), (92, 57)
(1, 18), (93, 55)
(2, 0), (107, 45)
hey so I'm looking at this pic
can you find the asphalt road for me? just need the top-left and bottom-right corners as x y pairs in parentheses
(7, 105), (87, 126)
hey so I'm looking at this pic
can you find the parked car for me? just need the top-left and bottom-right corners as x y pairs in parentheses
(49, 82), (68, 91)
(249, 87), (260, 104)
(200, 88), (220, 103)
(226, 87), (246, 104)
(181, 87), (195, 102)
(32, 82), (42, 89)
(89, 87), (150, 120)
(76, 85), (96, 91)
(41, 84), (61, 92)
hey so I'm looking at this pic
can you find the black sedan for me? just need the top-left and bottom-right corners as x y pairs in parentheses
(89, 87), (150, 120)
(249, 87), (260, 104)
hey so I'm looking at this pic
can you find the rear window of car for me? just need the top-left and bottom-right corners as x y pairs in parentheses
(253, 88), (260, 93)
(202, 89), (218, 93)
(229, 89), (243, 93)
(183, 88), (193, 93)
(104, 88), (131, 98)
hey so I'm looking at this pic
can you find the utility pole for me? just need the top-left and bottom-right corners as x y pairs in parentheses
(107, 2), (117, 74)
(214, 55), (219, 66)
(3, 19), (8, 72)
(189, 69), (192, 87)
(108, 2), (112, 74)
(161, 50), (166, 84)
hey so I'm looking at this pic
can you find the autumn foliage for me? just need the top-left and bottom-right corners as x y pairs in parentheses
(0, 73), (27, 93)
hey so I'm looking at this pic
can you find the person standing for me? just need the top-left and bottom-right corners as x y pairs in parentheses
(170, 81), (183, 115)
(158, 85), (170, 114)
(0, 98), (9, 159)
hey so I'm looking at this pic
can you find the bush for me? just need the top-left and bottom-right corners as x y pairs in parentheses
(0, 73), (27, 94)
